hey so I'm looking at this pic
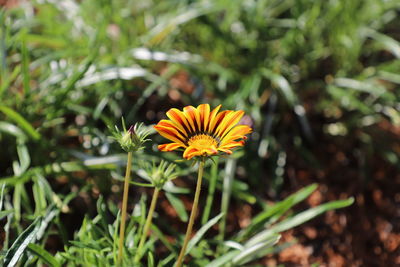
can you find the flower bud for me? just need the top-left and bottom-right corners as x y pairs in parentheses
(143, 160), (179, 189)
(110, 119), (151, 152)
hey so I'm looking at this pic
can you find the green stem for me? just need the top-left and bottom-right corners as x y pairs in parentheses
(135, 187), (160, 263)
(218, 158), (236, 242)
(117, 151), (133, 265)
(176, 159), (205, 267)
(201, 157), (219, 225)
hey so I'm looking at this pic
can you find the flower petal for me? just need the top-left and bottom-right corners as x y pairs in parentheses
(217, 148), (233, 155)
(183, 146), (199, 159)
(215, 110), (244, 137)
(182, 144), (218, 159)
(156, 120), (188, 140)
(183, 105), (201, 132)
(154, 124), (186, 145)
(197, 104), (210, 132)
(220, 125), (252, 146)
(207, 104), (222, 133)
(209, 109), (229, 134)
(166, 108), (193, 135)
(158, 143), (185, 151)
(218, 140), (245, 150)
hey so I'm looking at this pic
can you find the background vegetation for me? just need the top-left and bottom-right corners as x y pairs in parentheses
(0, 0), (399, 266)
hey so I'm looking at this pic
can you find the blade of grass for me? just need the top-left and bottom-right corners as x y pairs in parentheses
(0, 121), (27, 142)
(237, 183), (318, 241)
(0, 210), (13, 220)
(21, 29), (30, 95)
(261, 68), (297, 107)
(165, 192), (188, 222)
(3, 217), (42, 267)
(0, 182), (5, 210)
(27, 243), (61, 267)
(204, 250), (240, 267)
(232, 234), (280, 265)
(185, 213), (224, 256)
(246, 197), (354, 247)
(201, 157), (219, 225)
(0, 106), (41, 140)
(218, 157), (236, 241)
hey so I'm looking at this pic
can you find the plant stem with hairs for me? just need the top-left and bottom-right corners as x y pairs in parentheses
(117, 151), (133, 264)
(135, 187), (160, 263)
(176, 159), (205, 267)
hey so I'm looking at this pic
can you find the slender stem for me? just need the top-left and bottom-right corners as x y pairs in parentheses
(135, 187), (160, 263)
(218, 158), (236, 242)
(201, 157), (219, 225)
(117, 151), (133, 265)
(176, 159), (205, 267)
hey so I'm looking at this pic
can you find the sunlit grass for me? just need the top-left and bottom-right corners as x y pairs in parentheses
(0, 0), (399, 266)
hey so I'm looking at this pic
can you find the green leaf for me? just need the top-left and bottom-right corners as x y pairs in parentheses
(334, 77), (387, 96)
(69, 240), (102, 251)
(261, 68), (297, 106)
(0, 121), (27, 142)
(0, 106), (41, 141)
(130, 181), (154, 187)
(233, 234), (280, 265)
(206, 234), (281, 267)
(365, 28), (400, 58)
(147, 2), (222, 45)
(238, 184), (318, 240)
(3, 217), (42, 267)
(165, 192), (188, 222)
(0, 183), (5, 210)
(0, 210), (13, 220)
(205, 250), (240, 267)
(16, 143), (30, 173)
(186, 213), (224, 256)
(254, 183), (318, 225)
(147, 251), (155, 267)
(21, 30), (30, 95)
(201, 157), (219, 225)
(246, 197), (354, 247)
(27, 243), (61, 267)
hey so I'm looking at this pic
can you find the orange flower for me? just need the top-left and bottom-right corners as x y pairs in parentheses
(154, 104), (252, 160)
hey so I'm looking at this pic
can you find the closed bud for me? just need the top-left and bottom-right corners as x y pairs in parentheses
(110, 119), (151, 152)
(142, 160), (179, 189)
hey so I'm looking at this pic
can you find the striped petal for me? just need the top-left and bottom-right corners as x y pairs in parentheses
(209, 110), (229, 134)
(217, 148), (233, 155)
(207, 104), (222, 133)
(158, 143), (185, 151)
(166, 108), (193, 135)
(183, 105), (201, 132)
(218, 140), (245, 150)
(197, 104), (210, 132)
(157, 120), (187, 140)
(183, 145), (218, 159)
(220, 125), (252, 146)
(215, 110), (244, 137)
(154, 124), (186, 145)
(183, 147), (199, 159)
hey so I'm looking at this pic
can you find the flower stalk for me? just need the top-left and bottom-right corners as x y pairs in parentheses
(117, 151), (133, 264)
(110, 120), (151, 265)
(176, 159), (205, 267)
(134, 160), (179, 264)
(135, 187), (160, 263)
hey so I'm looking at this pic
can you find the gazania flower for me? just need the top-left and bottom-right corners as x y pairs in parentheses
(154, 104), (252, 159)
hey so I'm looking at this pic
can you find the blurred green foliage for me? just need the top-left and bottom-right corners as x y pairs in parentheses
(0, 0), (399, 265)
